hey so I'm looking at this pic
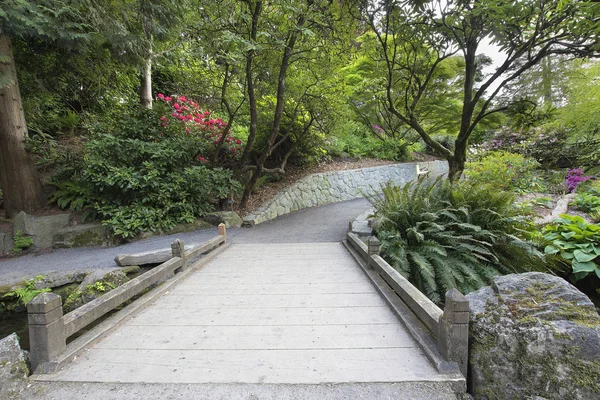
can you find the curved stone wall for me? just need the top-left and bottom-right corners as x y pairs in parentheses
(243, 160), (449, 226)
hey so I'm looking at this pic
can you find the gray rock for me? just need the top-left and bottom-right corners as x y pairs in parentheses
(0, 333), (28, 399)
(203, 211), (243, 228)
(467, 272), (600, 399)
(53, 223), (110, 249)
(0, 232), (13, 255)
(115, 244), (195, 267)
(14, 211), (70, 249)
(164, 219), (212, 235)
(64, 269), (130, 312)
(33, 270), (89, 290)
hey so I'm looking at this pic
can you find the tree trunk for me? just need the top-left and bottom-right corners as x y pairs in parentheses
(447, 154), (466, 182)
(0, 34), (45, 217)
(240, 166), (262, 210)
(140, 51), (152, 109)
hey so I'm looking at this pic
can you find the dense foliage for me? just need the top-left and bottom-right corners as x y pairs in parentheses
(466, 152), (544, 193)
(51, 103), (240, 238)
(544, 215), (600, 286)
(370, 178), (546, 304)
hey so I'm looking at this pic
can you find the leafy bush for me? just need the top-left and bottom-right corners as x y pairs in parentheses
(574, 193), (600, 213)
(370, 178), (546, 304)
(51, 100), (241, 238)
(326, 127), (412, 161)
(477, 127), (568, 167)
(466, 151), (544, 192)
(544, 215), (600, 284)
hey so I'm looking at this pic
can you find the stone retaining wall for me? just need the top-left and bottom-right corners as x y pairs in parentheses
(243, 160), (448, 226)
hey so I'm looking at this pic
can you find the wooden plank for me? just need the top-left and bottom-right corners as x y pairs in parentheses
(347, 232), (369, 258)
(154, 293), (387, 309)
(129, 306), (398, 326)
(170, 282), (377, 295)
(63, 257), (183, 338)
(183, 271), (367, 284)
(95, 324), (415, 350)
(185, 236), (224, 259)
(49, 348), (442, 384)
(371, 255), (442, 333)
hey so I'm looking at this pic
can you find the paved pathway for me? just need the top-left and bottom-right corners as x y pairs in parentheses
(0, 199), (370, 286)
(39, 243), (450, 386)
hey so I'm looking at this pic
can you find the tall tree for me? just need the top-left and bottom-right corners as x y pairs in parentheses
(0, 0), (87, 217)
(91, 0), (184, 108)
(360, 0), (599, 180)
(236, 0), (355, 209)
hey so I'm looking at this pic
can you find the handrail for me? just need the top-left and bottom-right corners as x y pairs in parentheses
(345, 231), (469, 378)
(27, 224), (227, 374)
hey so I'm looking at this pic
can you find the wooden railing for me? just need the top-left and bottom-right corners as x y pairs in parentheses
(346, 232), (469, 378)
(27, 224), (227, 374)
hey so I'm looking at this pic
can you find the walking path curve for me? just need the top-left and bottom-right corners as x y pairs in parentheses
(0, 198), (370, 286)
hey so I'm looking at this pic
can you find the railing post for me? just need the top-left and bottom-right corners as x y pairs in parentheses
(27, 292), (66, 372)
(218, 223), (226, 242)
(438, 288), (470, 378)
(171, 239), (187, 271)
(367, 236), (380, 269)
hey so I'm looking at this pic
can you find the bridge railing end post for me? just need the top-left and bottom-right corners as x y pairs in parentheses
(218, 223), (226, 242)
(27, 292), (66, 372)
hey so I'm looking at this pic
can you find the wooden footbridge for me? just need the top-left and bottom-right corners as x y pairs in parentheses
(26, 226), (467, 398)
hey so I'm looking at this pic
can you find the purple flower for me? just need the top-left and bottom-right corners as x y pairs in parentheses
(565, 168), (592, 193)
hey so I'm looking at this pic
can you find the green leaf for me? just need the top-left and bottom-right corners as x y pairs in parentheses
(544, 245), (560, 255)
(573, 249), (597, 263)
(561, 231), (576, 239)
(572, 261), (598, 273)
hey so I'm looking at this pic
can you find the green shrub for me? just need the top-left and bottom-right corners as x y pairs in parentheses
(51, 103), (241, 238)
(326, 130), (412, 161)
(370, 177), (547, 304)
(466, 151), (545, 192)
(543, 215), (600, 285)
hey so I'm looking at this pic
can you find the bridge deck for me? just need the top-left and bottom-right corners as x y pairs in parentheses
(41, 243), (450, 384)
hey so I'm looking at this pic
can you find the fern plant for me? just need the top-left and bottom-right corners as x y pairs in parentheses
(370, 177), (547, 304)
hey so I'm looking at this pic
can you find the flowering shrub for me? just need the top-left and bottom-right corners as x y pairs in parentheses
(51, 103), (242, 238)
(466, 151), (544, 192)
(564, 168), (592, 193)
(155, 94), (243, 167)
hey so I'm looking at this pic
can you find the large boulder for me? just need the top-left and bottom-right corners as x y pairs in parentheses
(53, 223), (112, 248)
(0, 333), (28, 399)
(467, 272), (600, 399)
(63, 269), (131, 312)
(0, 232), (13, 255)
(13, 211), (70, 249)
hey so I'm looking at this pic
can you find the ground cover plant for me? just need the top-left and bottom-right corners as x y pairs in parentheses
(370, 177), (548, 304)
(543, 215), (600, 298)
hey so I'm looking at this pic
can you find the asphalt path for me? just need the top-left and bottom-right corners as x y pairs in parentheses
(0, 198), (370, 286)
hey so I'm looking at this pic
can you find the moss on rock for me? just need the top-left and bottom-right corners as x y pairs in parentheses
(467, 272), (600, 399)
